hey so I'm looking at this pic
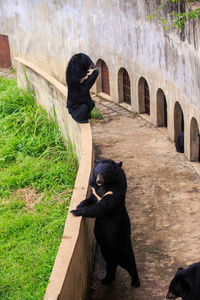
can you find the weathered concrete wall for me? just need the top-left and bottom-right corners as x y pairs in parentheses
(14, 58), (95, 300)
(1, 1), (200, 161)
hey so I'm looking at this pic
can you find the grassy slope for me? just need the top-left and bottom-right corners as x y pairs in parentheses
(0, 76), (78, 300)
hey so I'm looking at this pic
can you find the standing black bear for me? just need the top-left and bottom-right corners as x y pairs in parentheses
(166, 262), (200, 300)
(66, 53), (99, 123)
(71, 159), (140, 287)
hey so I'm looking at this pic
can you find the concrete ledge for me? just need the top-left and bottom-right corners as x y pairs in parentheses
(98, 92), (111, 101)
(14, 58), (96, 300)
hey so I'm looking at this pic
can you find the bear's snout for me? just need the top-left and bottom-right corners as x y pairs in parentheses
(96, 174), (104, 186)
(166, 291), (178, 299)
(90, 62), (95, 69)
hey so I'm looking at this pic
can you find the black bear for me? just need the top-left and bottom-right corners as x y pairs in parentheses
(71, 159), (140, 287)
(175, 131), (184, 153)
(66, 53), (99, 123)
(166, 262), (200, 300)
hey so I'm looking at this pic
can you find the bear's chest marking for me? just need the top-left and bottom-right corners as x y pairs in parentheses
(91, 187), (113, 201)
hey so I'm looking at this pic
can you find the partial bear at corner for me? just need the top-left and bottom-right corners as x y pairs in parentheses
(166, 262), (200, 300)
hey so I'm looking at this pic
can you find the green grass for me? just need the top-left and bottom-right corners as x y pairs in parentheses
(0, 76), (78, 299)
(91, 106), (103, 121)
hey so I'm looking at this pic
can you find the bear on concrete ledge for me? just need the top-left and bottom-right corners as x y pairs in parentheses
(66, 53), (99, 123)
(71, 159), (140, 287)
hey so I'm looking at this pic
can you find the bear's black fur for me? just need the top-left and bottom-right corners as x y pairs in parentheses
(66, 53), (99, 123)
(71, 159), (140, 287)
(166, 262), (200, 300)
(175, 131), (184, 153)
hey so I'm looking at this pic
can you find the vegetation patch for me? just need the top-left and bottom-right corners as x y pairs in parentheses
(0, 76), (78, 300)
(91, 106), (104, 122)
(148, 0), (200, 31)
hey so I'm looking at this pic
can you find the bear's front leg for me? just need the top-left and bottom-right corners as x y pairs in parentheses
(71, 200), (106, 218)
(76, 193), (98, 209)
(70, 208), (83, 216)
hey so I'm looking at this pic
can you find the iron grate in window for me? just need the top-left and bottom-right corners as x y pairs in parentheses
(144, 81), (150, 115)
(123, 70), (131, 105)
(101, 61), (110, 95)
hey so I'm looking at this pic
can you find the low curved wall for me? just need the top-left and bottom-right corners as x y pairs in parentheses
(14, 58), (96, 300)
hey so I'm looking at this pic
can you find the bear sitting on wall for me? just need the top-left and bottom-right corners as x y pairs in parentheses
(71, 159), (140, 287)
(66, 53), (99, 123)
(166, 262), (200, 300)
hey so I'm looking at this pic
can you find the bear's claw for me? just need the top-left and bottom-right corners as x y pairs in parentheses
(131, 279), (140, 288)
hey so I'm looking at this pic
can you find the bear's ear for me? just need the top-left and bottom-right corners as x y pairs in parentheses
(94, 159), (99, 165)
(175, 267), (184, 277)
(116, 161), (122, 168)
(72, 54), (79, 62)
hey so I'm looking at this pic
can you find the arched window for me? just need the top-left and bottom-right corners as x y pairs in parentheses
(95, 59), (110, 96)
(144, 81), (150, 115)
(190, 117), (200, 162)
(0, 34), (11, 68)
(123, 69), (131, 105)
(101, 61), (110, 95)
(138, 77), (150, 115)
(157, 89), (167, 127)
(174, 101), (184, 143)
(174, 102), (184, 141)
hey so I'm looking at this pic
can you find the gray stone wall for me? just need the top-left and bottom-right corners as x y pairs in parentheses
(0, 0), (200, 160)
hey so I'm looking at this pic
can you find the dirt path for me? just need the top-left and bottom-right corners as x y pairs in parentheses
(89, 111), (200, 300)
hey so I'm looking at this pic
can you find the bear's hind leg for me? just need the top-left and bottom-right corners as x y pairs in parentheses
(87, 100), (95, 120)
(121, 260), (140, 287)
(101, 262), (117, 285)
(119, 247), (140, 288)
(71, 104), (89, 123)
(129, 263), (140, 288)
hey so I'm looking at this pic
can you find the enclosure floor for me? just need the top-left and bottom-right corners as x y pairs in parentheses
(89, 97), (200, 300)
